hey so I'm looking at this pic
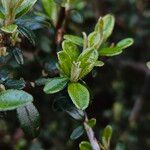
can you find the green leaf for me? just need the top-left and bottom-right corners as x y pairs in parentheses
(1, 24), (18, 33)
(99, 46), (123, 56)
(0, 90), (33, 111)
(0, 10), (5, 19)
(64, 34), (83, 46)
(16, 0), (37, 18)
(78, 48), (99, 79)
(146, 61), (150, 70)
(79, 141), (92, 150)
(88, 31), (103, 49)
(18, 25), (36, 45)
(44, 77), (69, 94)
(70, 125), (84, 140)
(17, 102), (40, 138)
(42, 0), (57, 24)
(68, 82), (90, 110)
(117, 38), (134, 49)
(102, 125), (113, 148)
(62, 40), (80, 61)
(95, 61), (104, 67)
(102, 14), (115, 41)
(57, 51), (72, 76)
(87, 118), (96, 128)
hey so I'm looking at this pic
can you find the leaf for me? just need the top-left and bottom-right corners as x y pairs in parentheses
(68, 82), (90, 110)
(0, 90), (33, 111)
(79, 141), (92, 150)
(16, 0), (37, 18)
(12, 48), (24, 65)
(62, 40), (80, 61)
(102, 14), (115, 41)
(18, 25), (36, 45)
(95, 61), (104, 67)
(99, 46), (123, 56)
(70, 126), (84, 140)
(1, 24), (18, 33)
(88, 31), (103, 49)
(146, 61), (150, 70)
(102, 125), (113, 148)
(4, 78), (26, 90)
(0, 10), (5, 19)
(17, 102), (40, 138)
(64, 35), (83, 46)
(42, 0), (57, 24)
(117, 38), (134, 49)
(57, 51), (72, 76)
(78, 48), (99, 79)
(43, 77), (69, 94)
(87, 118), (96, 128)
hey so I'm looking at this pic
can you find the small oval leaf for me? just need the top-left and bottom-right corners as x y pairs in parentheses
(70, 126), (84, 140)
(0, 90), (33, 111)
(68, 82), (90, 110)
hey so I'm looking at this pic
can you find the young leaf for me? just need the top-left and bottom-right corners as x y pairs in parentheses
(57, 51), (72, 76)
(18, 25), (36, 45)
(16, 0), (37, 18)
(99, 46), (123, 56)
(68, 82), (90, 110)
(87, 118), (96, 128)
(70, 126), (84, 140)
(44, 77), (69, 94)
(62, 40), (80, 61)
(0, 90), (33, 111)
(64, 35), (83, 46)
(102, 14), (115, 41)
(1, 24), (18, 33)
(88, 31), (103, 49)
(117, 38), (134, 49)
(17, 102), (40, 138)
(79, 141), (92, 150)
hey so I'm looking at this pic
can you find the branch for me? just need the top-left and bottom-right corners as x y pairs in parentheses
(84, 113), (100, 150)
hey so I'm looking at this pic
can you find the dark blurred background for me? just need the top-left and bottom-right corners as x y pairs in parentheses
(0, 0), (150, 149)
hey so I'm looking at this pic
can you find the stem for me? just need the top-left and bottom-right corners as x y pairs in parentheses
(84, 112), (100, 150)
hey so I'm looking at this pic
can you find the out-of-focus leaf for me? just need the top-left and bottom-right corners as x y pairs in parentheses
(70, 125), (84, 140)
(0, 10), (5, 19)
(43, 77), (69, 94)
(4, 78), (26, 90)
(68, 82), (90, 110)
(16, 0), (37, 18)
(64, 35), (83, 46)
(12, 48), (24, 65)
(94, 61), (104, 67)
(0, 90), (33, 111)
(79, 141), (92, 150)
(117, 38), (134, 49)
(18, 25), (36, 45)
(17, 102), (40, 138)
(1, 24), (18, 33)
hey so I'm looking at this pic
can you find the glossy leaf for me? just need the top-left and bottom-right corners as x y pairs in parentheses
(17, 102), (40, 138)
(1, 24), (18, 33)
(44, 77), (69, 94)
(79, 141), (92, 150)
(117, 38), (134, 49)
(0, 90), (33, 111)
(70, 126), (84, 140)
(68, 82), (90, 110)
(16, 0), (37, 18)
(64, 35), (83, 46)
